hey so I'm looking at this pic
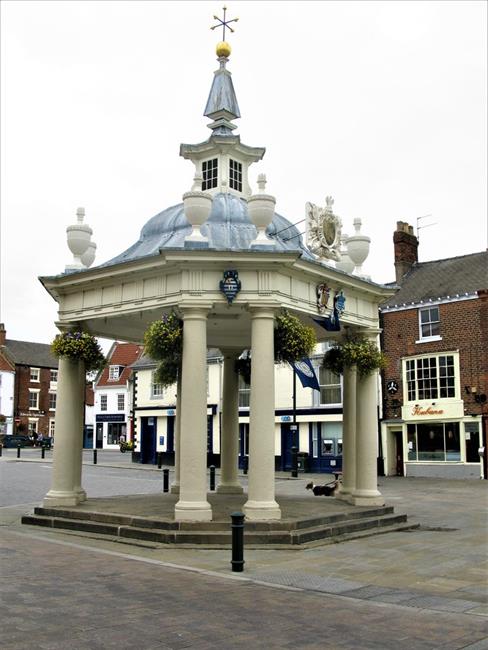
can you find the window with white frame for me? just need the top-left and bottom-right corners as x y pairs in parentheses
(49, 419), (56, 436)
(229, 159), (242, 192)
(28, 419), (38, 434)
(202, 158), (218, 191)
(238, 376), (250, 408)
(151, 372), (164, 399)
(49, 392), (57, 410)
(318, 367), (342, 404)
(108, 366), (121, 381)
(30, 367), (40, 382)
(50, 369), (58, 382)
(405, 354), (456, 401)
(117, 394), (125, 411)
(100, 394), (107, 411)
(29, 390), (39, 409)
(418, 306), (440, 340)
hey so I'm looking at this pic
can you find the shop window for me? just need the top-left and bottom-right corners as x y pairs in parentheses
(418, 306), (440, 341)
(322, 439), (334, 455)
(30, 367), (40, 382)
(202, 158), (218, 191)
(407, 422), (460, 462)
(107, 422), (126, 445)
(405, 354), (456, 402)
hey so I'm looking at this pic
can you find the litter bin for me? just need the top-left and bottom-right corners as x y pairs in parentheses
(297, 451), (309, 472)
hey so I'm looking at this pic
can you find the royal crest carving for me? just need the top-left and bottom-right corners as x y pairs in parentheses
(305, 196), (342, 261)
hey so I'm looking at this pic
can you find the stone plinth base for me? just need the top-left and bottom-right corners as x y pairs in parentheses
(348, 490), (385, 507)
(43, 490), (82, 507)
(175, 500), (212, 522)
(216, 484), (244, 494)
(243, 500), (281, 521)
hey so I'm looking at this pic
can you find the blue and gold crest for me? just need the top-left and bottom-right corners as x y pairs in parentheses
(220, 270), (241, 304)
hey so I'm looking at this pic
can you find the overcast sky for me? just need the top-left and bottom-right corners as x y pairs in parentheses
(1, 0), (486, 345)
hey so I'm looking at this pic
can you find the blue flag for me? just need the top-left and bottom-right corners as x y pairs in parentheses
(290, 357), (320, 391)
(313, 309), (341, 332)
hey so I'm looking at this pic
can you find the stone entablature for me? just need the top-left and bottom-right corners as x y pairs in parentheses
(43, 250), (391, 345)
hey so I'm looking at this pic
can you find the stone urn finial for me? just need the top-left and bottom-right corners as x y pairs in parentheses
(66, 207), (94, 271)
(345, 218), (370, 276)
(183, 176), (212, 244)
(335, 233), (355, 274)
(248, 173), (276, 248)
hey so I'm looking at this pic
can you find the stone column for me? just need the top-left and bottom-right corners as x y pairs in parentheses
(351, 369), (384, 506)
(73, 361), (87, 502)
(337, 364), (357, 501)
(171, 373), (182, 495)
(175, 306), (212, 521)
(244, 308), (281, 520)
(217, 349), (243, 494)
(44, 357), (85, 506)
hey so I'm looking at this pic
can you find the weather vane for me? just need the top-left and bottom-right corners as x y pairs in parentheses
(211, 6), (238, 41)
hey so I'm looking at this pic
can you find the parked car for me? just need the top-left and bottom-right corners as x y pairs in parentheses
(40, 437), (53, 449)
(1, 435), (35, 448)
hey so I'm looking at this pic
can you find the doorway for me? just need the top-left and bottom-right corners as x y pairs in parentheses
(95, 423), (103, 449)
(140, 417), (156, 464)
(394, 430), (404, 476)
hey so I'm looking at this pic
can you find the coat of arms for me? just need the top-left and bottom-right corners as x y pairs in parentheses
(306, 196), (342, 261)
(220, 270), (241, 304)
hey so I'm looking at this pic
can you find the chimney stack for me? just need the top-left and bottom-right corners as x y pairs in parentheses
(394, 221), (418, 284)
(0, 323), (6, 346)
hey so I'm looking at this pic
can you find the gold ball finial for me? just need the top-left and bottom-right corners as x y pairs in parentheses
(216, 41), (231, 58)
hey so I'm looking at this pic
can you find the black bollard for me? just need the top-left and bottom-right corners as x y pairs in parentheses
(231, 512), (245, 572)
(291, 446), (298, 478)
(93, 449), (97, 465)
(0, 444), (2, 457)
(243, 456), (248, 475)
(209, 465), (216, 491)
(163, 468), (169, 493)
(17, 444), (21, 459)
(41, 446), (46, 459)
(157, 452), (162, 469)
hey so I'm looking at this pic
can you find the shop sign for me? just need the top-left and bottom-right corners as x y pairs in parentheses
(411, 405), (444, 416)
(96, 414), (125, 423)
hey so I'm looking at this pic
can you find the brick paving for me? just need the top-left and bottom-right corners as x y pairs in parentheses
(1, 527), (488, 650)
(2, 452), (488, 648)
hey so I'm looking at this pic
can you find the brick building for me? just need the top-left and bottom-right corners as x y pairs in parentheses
(0, 324), (59, 438)
(380, 223), (487, 479)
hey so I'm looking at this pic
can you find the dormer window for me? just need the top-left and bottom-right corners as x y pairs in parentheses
(202, 158), (218, 191)
(108, 365), (122, 381)
(229, 159), (242, 192)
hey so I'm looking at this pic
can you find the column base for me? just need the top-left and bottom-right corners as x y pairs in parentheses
(174, 500), (212, 522)
(243, 500), (281, 521)
(216, 483), (244, 494)
(170, 484), (180, 495)
(43, 490), (82, 507)
(75, 488), (87, 502)
(349, 489), (385, 507)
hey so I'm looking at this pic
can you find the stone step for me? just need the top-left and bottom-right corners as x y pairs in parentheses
(22, 510), (413, 548)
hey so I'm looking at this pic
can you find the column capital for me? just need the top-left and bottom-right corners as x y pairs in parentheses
(179, 303), (213, 320)
(247, 305), (278, 319)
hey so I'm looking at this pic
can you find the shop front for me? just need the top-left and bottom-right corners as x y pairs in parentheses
(384, 401), (483, 479)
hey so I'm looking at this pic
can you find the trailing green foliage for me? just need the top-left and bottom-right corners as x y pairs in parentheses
(274, 310), (317, 364)
(323, 335), (387, 377)
(235, 311), (317, 382)
(51, 330), (106, 372)
(143, 312), (183, 388)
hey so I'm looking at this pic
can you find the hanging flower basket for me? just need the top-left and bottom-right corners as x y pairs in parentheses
(143, 312), (183, 388)
(235, 311), (317, 382)
(51, 330), (106, 372)
(323, 335), (387, 377)
(274, 310), (317, 364)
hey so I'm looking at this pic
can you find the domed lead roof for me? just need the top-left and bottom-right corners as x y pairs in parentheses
(102, 193), (314, 267)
